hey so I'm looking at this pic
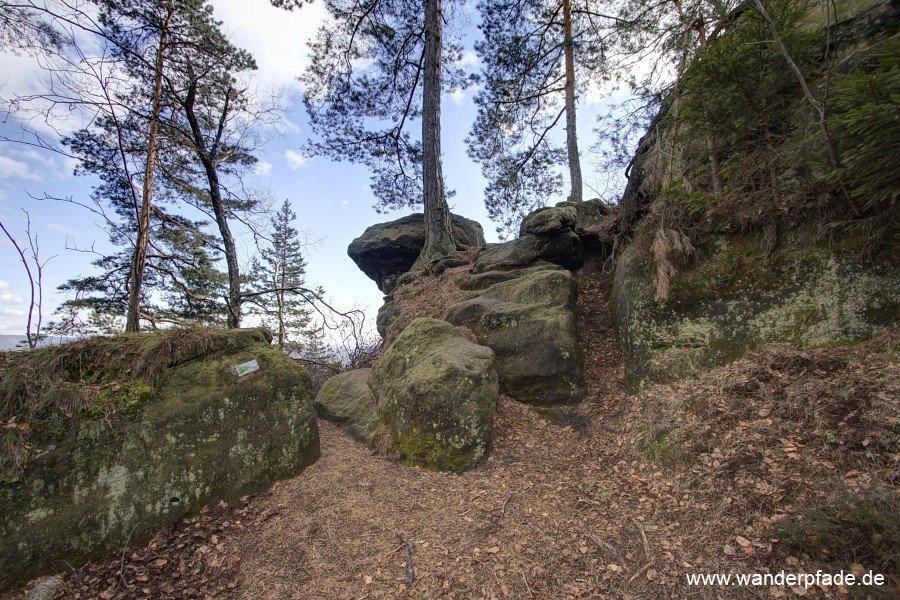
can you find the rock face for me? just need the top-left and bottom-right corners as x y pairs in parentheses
(314, 368), (380, 445)
(0, 329), (319, 591)
(473, 230), (583, 273)
(369, 318), (498, 471)
(612, 230), (900, 388)
(444, 265), (585, 405)
(348, 213), (486, 294)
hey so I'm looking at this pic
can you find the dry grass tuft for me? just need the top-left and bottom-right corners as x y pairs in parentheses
(384, 255), (477, 346)
(0, 327), (222, 481)
(651, 226), (695, 300)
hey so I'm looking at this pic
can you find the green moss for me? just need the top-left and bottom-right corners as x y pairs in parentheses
(393, 429), (472, 472)
(612, 227), (899, 389)
(637, 429), (676, 467)
(0, 328), (273, 483)
(0, 335), (318, 591)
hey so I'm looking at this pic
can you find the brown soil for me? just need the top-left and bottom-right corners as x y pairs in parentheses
(12, 270), (899, 599)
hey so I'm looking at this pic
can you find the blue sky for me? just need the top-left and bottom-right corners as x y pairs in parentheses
(0, 0), (627, 336)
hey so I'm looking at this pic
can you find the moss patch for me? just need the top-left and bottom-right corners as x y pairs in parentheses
(612, 228), (900, 388)
(0, 328), (273, 482)
(0, 330), (318, 591)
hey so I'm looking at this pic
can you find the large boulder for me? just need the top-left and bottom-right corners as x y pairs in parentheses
(612, 228), (900, 389)
(473, 230), (583, 273)
(314, 369), (380, 445)
(0, 329), (319, 591)
(348, 213), (485, 294)
(444, 267), (585, 405)
(554, 199), (611, 233)
(518, 205), (577, 236)
(369, 318), (498, 471)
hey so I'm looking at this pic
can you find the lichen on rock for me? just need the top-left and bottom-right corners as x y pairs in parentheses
(0, 328), (319, 591)
(444, 266), (585, 405)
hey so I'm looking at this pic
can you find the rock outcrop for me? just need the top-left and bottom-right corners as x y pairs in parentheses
(348, 213), (485, 294)
(473, 229), (583, 273)
(314, 368), (379, 445)
(369, 318), (498, 471)
(612, 230), (900, 388)
(0, 329), (319, 590)
(444, 264), (585, 405)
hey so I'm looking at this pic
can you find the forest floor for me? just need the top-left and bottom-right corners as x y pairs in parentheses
(13, 270), (899, 599)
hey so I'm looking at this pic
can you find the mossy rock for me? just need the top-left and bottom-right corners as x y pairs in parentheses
(473, 230), (584, 273)
(369, 318), (498, 472)
(459, 262), (566, 292)
(445, 268), (585, 405)
(611, 228), (900, 389)
(0, 330), (319, 591)
(315, 369), (380, 445)
(554, 199), (611, 233)
(518, 205), (577, 236)
(376, 299), (400, 340)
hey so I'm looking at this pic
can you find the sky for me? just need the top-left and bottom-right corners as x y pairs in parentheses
(0, 0), (628, 337)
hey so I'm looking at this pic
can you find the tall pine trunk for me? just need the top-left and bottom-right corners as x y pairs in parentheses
(126, 5), (173, 332)
(562, 0), (583, 203)
(416, 0), (456, 267)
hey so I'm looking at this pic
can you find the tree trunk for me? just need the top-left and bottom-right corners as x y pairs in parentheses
(562, 0), (583, 203)
(275, 261), (285, 351)
(126, 5), (173, 333)
(182, 83), (242, 329)
(416, 0), (456, 267)
(208, 171), (242, 329)
(696, 23), (722, 195)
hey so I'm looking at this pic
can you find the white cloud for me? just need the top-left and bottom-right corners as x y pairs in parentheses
(0, 291), (25, 304)
(0, 280), (9, 290)
(460, 50), (479, 67)
(210, 0), (329, 93)
(254, 160), (273, 175)
(284, 149), (307, 170)
(450, 88), (468, 105)
(1, 308), (25, 317)
(0, 155), (41, 181)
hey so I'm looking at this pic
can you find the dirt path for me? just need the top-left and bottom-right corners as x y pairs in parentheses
(224, 271), (660, 599)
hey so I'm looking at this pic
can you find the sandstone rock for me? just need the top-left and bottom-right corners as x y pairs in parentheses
(473, 230), (583, 273)
(459, 262), (566, 291)
(518, 205), (577, 236)
(314, 369), (380, 445)
(611, 229), (900, 388)
(445, 267), (585, 405)
(0, 329), (319, 590)
(554, 199), (610, 233)
(369, 318), (498, 471)
(376, 299), (400, 340)
(348, 213), (485, 293)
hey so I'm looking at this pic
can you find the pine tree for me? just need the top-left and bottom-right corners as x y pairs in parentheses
(275, 0), (470, 268)
(468, 0), (607, 235)
(247, 200), (314, 353)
